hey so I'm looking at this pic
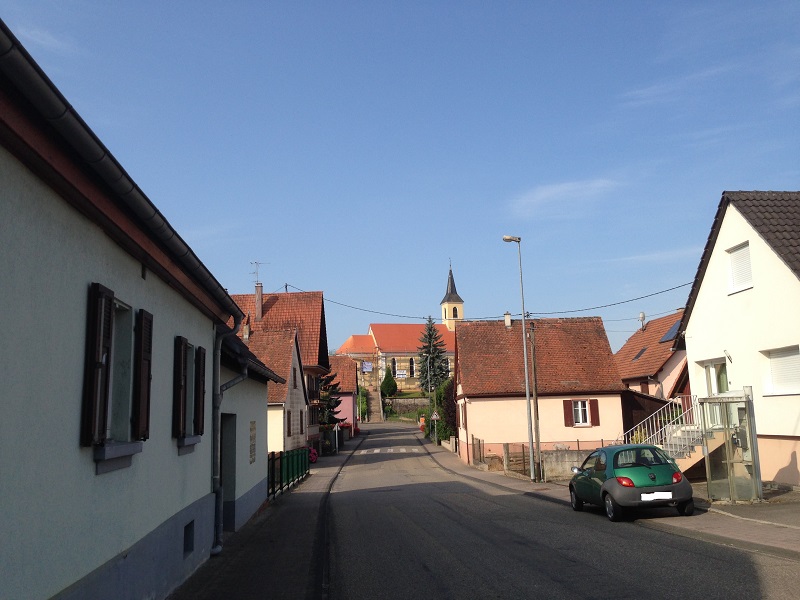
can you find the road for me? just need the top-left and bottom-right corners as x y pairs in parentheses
(327, 423), (800, 600)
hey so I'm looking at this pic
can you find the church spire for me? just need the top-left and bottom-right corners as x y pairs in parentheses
(440, 266), (464, 331)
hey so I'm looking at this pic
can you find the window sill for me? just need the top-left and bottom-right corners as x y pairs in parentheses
(572, 424), (593, 428)
(728, 285), (753, 296)
(94, 440), (143, 475)
(178, 435), (202, 455)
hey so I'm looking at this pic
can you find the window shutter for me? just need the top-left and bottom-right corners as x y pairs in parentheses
(194, 346), (206, 436)
(563, 400), (574, 427)
(769, 346), (800, 393)
(173, 336), (188, 438)
(81, 283), (114, 446)
(132, 309), (153, 440)
(729, 243), (752, 289)
(590, 399), (600, 426)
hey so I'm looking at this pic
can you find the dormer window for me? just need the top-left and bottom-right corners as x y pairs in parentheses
(728, 242), (752, 293)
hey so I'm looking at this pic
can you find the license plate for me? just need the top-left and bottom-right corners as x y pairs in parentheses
(641, 491), (672, 501)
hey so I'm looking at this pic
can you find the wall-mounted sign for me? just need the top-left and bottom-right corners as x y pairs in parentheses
(397, 370), (407, 379)
(362, 361), (373, 373)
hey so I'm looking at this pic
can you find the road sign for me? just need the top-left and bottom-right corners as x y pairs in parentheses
(431, 411), (440, 420)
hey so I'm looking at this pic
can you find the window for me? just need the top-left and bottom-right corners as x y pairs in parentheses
(391, 357), (397, 377)
(728, 242), (752, 292)
(766, 346), (800, 394)
(563, 399), (600, 427)
(409, 357), (415, 378)
(82, 283), (152, 471)
(703, 359), (729, 395)
(173, 336), (206, 444)
(452, 307), (459, 319)
(293, 367), (298, 389)
(287, 410), (292, 437)
(300, 410), (305, 434)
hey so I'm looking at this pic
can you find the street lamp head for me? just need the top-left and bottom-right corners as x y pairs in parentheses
(502, 235), (521, 243)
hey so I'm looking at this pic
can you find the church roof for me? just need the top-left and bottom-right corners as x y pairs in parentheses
(440, 268), (463, 304)
(337, 334), (376, 355)
(369, 323), (455, 353)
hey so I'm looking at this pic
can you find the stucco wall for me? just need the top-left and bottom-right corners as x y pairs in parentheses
(462, 394), (624, 447)
(268, 405), (286, 453)
(685, 206), (800, 439)
(1, 147), (216, 599)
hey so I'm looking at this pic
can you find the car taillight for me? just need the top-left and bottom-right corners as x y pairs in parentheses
(672, 472), (683, 484)
(616, 476), (635, 487)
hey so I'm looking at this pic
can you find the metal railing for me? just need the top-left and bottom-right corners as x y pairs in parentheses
(617, 395), (703, 458)
(268, 447), (310, 499)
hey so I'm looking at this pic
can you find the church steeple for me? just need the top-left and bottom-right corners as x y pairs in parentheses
(440, 264), (464, 331)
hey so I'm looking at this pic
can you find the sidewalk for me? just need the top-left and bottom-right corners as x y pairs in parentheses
(420, 432), (800, 562)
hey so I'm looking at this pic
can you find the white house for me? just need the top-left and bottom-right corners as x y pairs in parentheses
(678, 191), (800, 487)
(0, 21), (281, 600)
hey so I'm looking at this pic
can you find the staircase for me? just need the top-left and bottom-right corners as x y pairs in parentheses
(365, 390), (383, 422)
(618, 395), (708, 470)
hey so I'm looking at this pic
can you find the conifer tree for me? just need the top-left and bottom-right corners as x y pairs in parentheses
(417, 316), (449, 396)
(319, 371), (344, 425)
(380, 366), (397, 398)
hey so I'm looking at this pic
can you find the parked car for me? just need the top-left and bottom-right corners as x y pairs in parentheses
(569, 444), (694, 521)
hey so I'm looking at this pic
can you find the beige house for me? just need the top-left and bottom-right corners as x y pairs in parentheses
(455, 318), (626, 465)
(677, 191), (800, 487)
(247, 329), (309, 453)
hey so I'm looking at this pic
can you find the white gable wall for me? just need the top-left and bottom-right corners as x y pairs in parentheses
(685, 205), (800, 483)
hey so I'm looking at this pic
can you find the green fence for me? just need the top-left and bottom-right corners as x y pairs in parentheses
(268, 447), (310, 499)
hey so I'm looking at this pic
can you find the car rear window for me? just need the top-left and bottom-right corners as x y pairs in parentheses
(614, 447), (672, 468)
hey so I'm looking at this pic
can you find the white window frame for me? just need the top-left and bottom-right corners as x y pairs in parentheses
(728, 242), (752, 293)
(764, 345), (800, 395)
(573, 400), (589, 425)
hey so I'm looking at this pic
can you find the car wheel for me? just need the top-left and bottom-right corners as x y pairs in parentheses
(604, 493), (622, 522)
(570, 487), (584, 511)
(677, 498), (695, 516)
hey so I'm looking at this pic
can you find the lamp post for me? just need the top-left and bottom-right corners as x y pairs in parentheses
(503, 235), (537, 482)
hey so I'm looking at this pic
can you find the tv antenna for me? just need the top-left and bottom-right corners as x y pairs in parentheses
(250, 261), (268, 284)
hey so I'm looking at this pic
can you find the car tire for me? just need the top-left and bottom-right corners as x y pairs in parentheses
(604, 493), (623, 522)
(677, 498), (695, 516)
(570, 487), (584, 511)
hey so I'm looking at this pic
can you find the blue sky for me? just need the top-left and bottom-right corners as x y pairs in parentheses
(4, 1), (799, 351)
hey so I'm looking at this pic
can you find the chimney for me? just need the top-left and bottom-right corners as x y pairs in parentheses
(255, 282), (263, 321)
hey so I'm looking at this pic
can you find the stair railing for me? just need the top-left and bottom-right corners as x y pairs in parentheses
(617, 395), (701, 458)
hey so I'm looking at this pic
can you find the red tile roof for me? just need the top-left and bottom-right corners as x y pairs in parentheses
(246, 329), (298, 404)
(456, 318), (624, 397)
(369, 323), (455, 353)
(614, 310), (683, 381)
(329, 355), (358, 393)
(336, 334), (376, 355)
(232, 291), (329, 370)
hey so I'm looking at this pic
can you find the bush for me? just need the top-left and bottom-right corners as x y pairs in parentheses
(381, 366), (397, 398)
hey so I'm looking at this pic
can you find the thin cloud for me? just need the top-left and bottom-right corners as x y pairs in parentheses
(510, 179), (619, 220)
(621, 64), (738, 108)
(596, 246), (704, 265)
(15, 26), (75, 54)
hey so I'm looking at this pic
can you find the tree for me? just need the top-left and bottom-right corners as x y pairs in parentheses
(417, 316), (449, 397)
(319, 371), (345, 425)
(380, 366), (397, 398)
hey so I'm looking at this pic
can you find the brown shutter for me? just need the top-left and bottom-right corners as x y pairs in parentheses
(81, 283), (114, 446)
(563, 400), (574, 427)
(173, 336), (188, 438)
(194, 346), (206, 436)
(590, 399), (600, 427)
(132, 310), (153, 441)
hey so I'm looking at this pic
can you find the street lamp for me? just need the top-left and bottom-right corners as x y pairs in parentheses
(503, 235), (539, 482)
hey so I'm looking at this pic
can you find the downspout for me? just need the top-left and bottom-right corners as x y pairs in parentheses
(211, 315), (243, 556)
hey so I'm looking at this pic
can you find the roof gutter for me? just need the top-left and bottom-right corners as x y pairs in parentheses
(0, 20), (242, 323)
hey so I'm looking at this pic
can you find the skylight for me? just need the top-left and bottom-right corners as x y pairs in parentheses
(633, 347), (647, 361)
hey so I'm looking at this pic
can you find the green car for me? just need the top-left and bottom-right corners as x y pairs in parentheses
(569, 444), (694, 521)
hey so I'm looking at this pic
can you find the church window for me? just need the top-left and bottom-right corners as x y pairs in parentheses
(452, 307), (459, 319)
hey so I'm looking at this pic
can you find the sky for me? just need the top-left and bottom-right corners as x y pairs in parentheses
(3, 1), (799, 352)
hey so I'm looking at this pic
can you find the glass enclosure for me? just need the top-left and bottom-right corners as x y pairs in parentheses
(699, 387), (762, 502)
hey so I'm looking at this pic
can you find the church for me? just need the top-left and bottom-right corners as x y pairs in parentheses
(336, 268), (463, 393)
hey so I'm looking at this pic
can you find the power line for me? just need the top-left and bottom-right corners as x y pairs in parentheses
(282, 282), (692, 322)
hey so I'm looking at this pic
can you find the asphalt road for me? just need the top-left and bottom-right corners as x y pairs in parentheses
(327, 423), (800, 600)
